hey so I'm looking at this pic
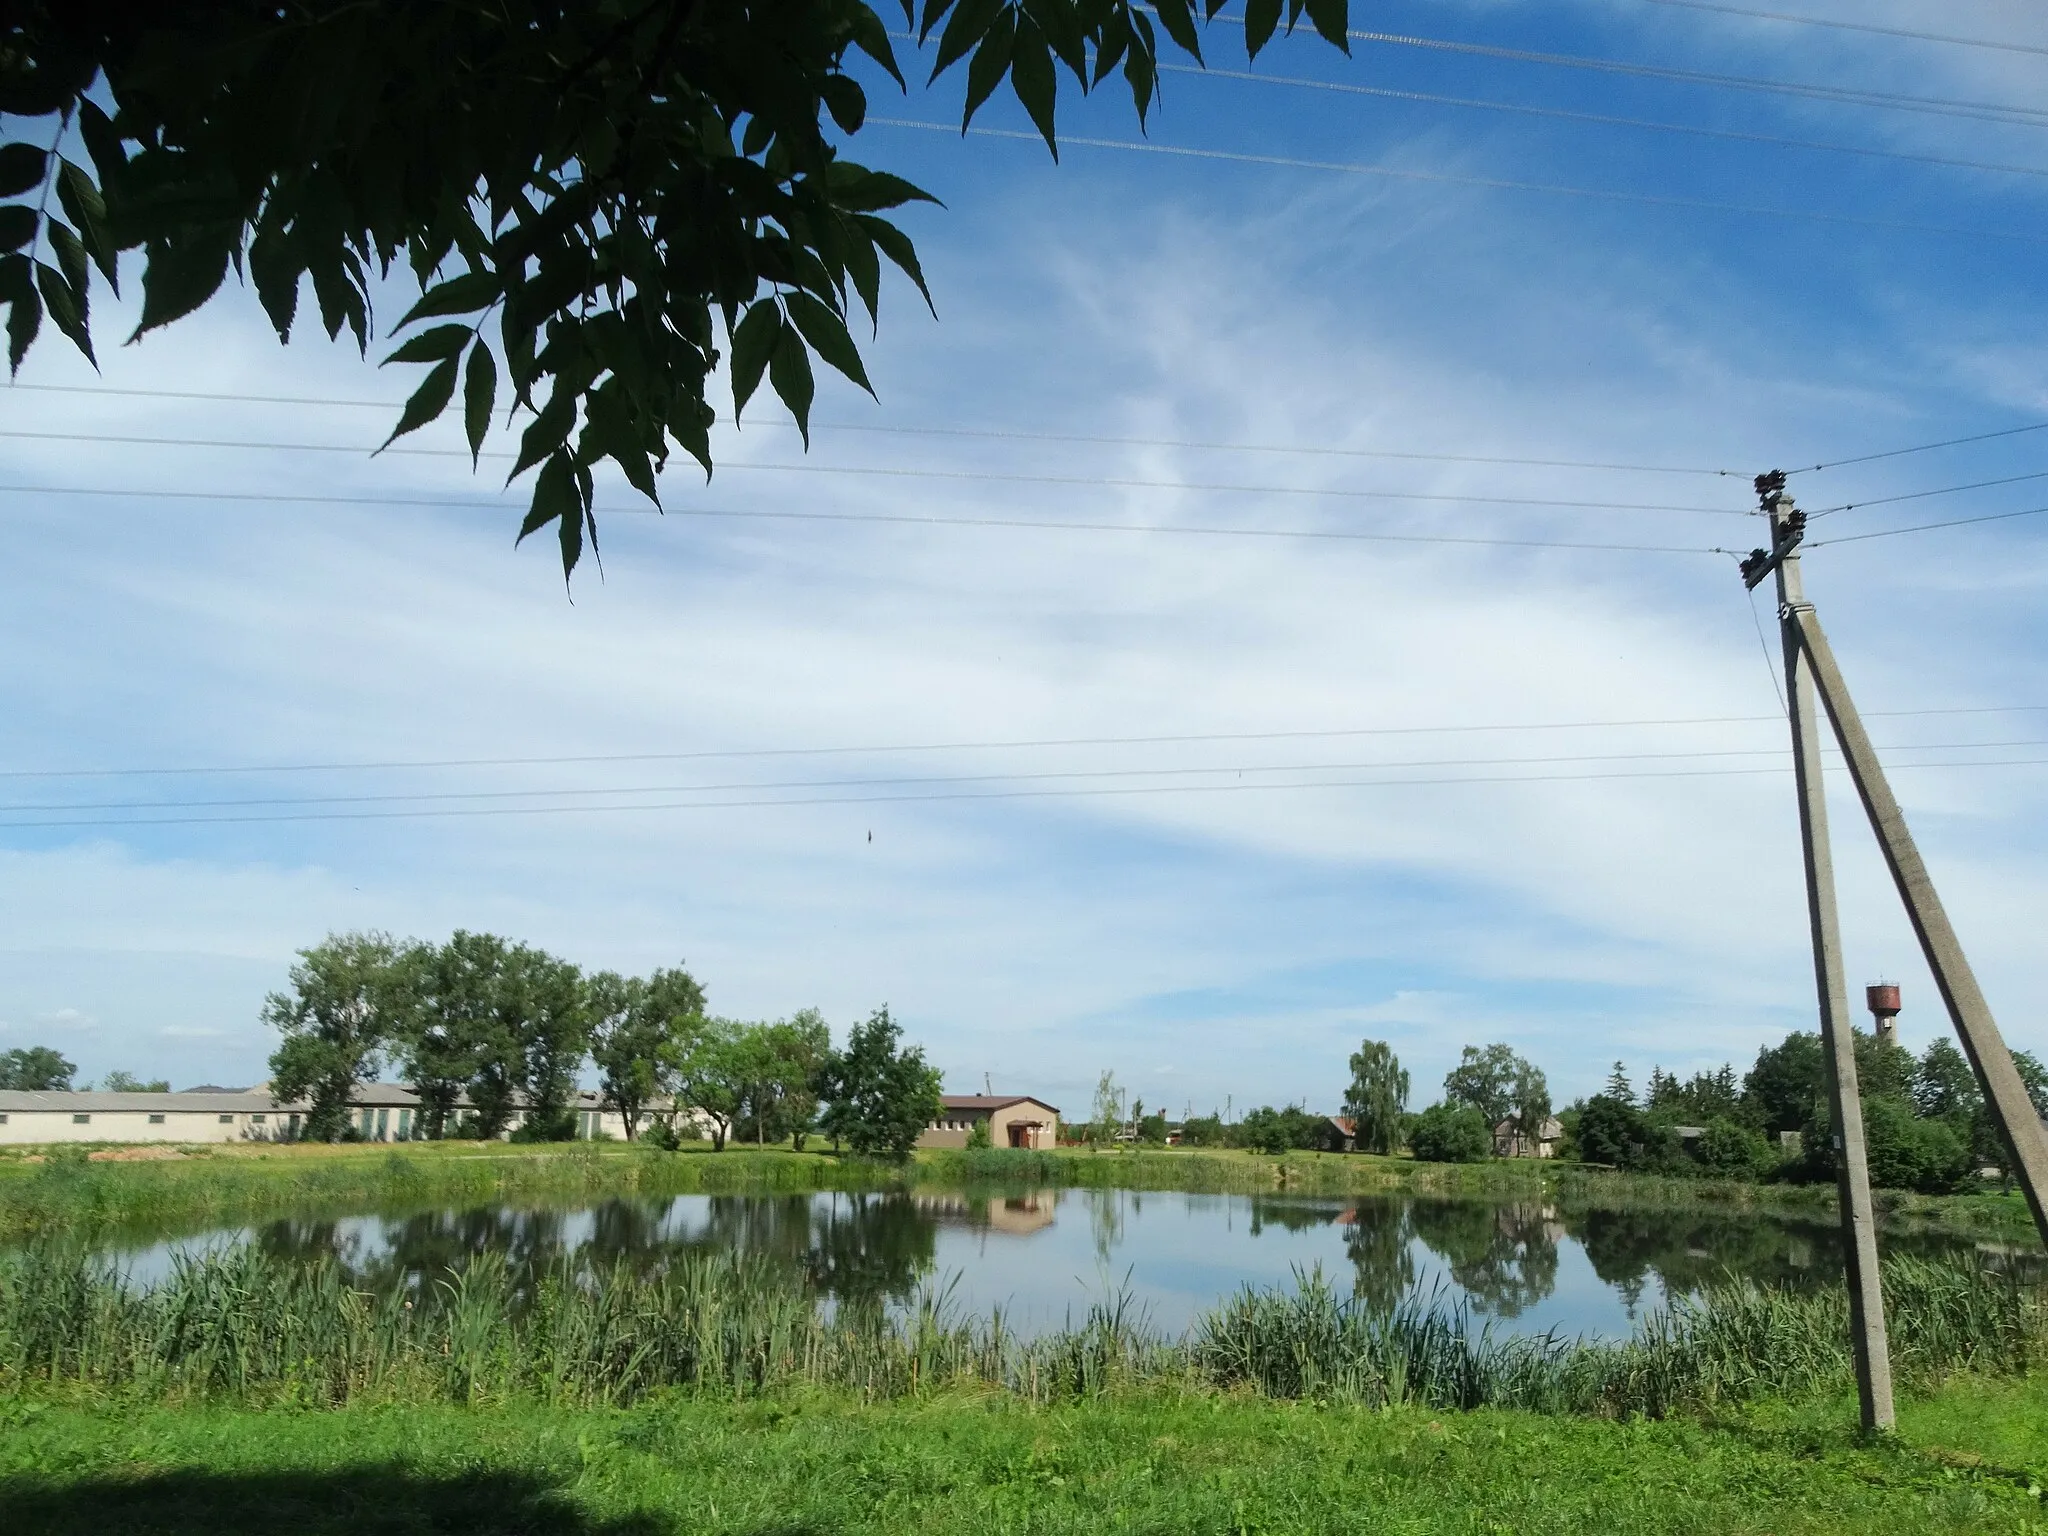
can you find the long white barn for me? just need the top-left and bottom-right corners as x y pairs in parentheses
(0, 1082), (641, 1146)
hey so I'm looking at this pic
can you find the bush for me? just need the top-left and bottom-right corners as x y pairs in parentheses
(1571, 1095), (1642, 1168)
(1862, 1096), (1971, 1194)
(1178, 1115), (1229, 1147)
(1239, 1105), (1325, 1155)
(641, 1119), (681, 1151)
(1408, 1103), (1491, 1164)
(964, 1119), (992, 1151)
(1694, 1117), (1774, 1179)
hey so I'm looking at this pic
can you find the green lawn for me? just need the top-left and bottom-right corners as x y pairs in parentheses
(1, 1379), (2042, 1534)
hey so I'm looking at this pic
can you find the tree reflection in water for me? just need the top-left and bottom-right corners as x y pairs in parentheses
(1408, 1202), (1560, 1319)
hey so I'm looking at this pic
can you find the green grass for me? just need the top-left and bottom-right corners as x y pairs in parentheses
(0, 1140), (2036, 1246)
(3, 1239), (2037, 1419)
(1, 1381), (2043, 1534)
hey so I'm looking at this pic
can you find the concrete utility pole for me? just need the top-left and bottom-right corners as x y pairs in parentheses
(1789, 606), (2048, 1248)
(1745, 480), (1894, 1431)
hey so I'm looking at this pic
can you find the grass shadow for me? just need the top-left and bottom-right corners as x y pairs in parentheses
(0, 1465), (667, 1536)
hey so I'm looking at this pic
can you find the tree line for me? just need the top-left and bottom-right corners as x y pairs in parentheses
(0, 1048), (165, 1093)
(264, 931), (942, 1158)
(1111, 1024), (2048, 1194)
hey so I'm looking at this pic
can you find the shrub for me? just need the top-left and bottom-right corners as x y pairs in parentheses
(1408, 1103), (1491, 1164)
(641, 1119), (681, 1151)
(1571, 1095), (1642, 1168)
(1862, 1096), (1971, 1194)
(1694, 1117), (1775, 1179)
(964, 1119), (992, 1151)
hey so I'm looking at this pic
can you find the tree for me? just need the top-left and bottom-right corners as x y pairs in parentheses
(3, 4), (1351, 581)
(502, 943), (589, 1140)
(1572, 1094), (1645, 1169)
(1442, 1043), (1539, 1132)
(262, 930), (403, 1141)
(1342, 1038), (1408, 1155)
(588, 964), (705, 1141)
(1604, 1061), (1634, 1107)
(1089, 1069), (1127, 1145)
(674, 1018), (755, 1151)
(742, 1009), (833, 1147)
(1743, 1031), (1824, 1135)
(98, 1070), (169, 1092)
(817, 1006), (941, 1160)
(0, 1046), (75, 1090)
(1913, 1037), (1979, 1123)
(1408, 1103), (1491, 1164)
(387, 931), (501, 1138)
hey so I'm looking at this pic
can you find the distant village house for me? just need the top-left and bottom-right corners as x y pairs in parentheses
(918, 1094), (1059, 1150)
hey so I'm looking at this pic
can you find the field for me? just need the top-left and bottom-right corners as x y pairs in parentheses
(0, 1137), (2036, 1244)
(2, 1379), (2044, 1535)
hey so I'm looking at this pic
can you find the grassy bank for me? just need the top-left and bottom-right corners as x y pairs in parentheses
(2, 1241), (2038, 1418)
(0, 1140), (2037, 1244)
(2, 1379), (2044, 1534)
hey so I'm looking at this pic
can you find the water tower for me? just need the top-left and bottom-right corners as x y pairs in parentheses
(1865, 982), (1901, 1047)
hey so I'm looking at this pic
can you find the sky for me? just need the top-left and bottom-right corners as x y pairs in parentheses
(6, 0), (2048, 1117)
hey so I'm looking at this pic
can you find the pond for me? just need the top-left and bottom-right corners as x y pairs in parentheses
(99, 1187), (2023, 1341)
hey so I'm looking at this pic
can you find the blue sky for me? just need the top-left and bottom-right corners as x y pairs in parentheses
(6, 0), (2048, 1115)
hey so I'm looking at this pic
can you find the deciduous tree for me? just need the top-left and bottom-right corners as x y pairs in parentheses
(262, 930), (404, 1141)
(1342, 1038), (1408, 1155)
(0, 1045), (75, 1091)
(588, 964), (706, 1141)
(2, 3), (1349, 580)
(817, 1005), (941, 1160)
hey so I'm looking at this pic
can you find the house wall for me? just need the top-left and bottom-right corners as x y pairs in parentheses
(0, 1107), (276, 1145)
(917, 1101), (1058, 1150)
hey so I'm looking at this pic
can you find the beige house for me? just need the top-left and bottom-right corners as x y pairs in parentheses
(919, 1094), (1059, 1150)
(1492, 1114), (1565, 1159)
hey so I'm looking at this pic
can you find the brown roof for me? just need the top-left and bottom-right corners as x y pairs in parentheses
(939, 1094), (1061, 1114)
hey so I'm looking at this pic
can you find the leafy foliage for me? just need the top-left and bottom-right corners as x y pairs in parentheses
(2, 2), (1349, 581)
(587, 965), (706, 1141)
(0, 1046), (76, 1092)
(96, 1071), (170, 1093)
(1442, 1043), (1544, 1137)
(1342, 1038), (1408, 1156)
(1407, 1103), (1491, 1164)
(263, 931), (405, 1141)
(1238, 1104), (1327, 1154)
(816, 1005), (941, 1160)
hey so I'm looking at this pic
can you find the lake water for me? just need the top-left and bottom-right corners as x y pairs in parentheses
(97, 1187), (2014, 1341)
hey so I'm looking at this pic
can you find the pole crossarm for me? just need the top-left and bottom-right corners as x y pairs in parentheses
(1787, 606), (2048, 1246)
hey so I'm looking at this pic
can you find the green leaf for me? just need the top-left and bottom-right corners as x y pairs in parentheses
(783, 291), (873, 394)
(377, 354), (459, 450)
(1010, 19), (1059, 156)
(1302, 0), (1352, 53)
(34, 258), (92, 365)
(509, 383), (576, 481)
(0, 205), (34, 253)
(2, 255), (39, 373)
(962, 12), (1017, 128)
(55, 161), (116, 289)
(585, 390), (660, 506)
(394, 270), (500, 330)
(75, 100), (124, 188)
(768, 324), (816, 446)
(848, 7), (906, 88)
(729, 301), (781, 418)
(844, 225), (881, 327)
(0, 144), (46, 199)
(825, 164), (941, 214)
(516, 451), (588, 583)
(464, 342), (497, 467)
(132, 235), (231, 338)
(1151, 0), (1203, 60)
(248, 225), (300, 341)
(381, 323), (471, 366)
(858, 215), (935, 315)
(44, 220), (90, 316)
(1244, 0), (1282, 58)
(822, 75), (867, 135)
(932, 0), (1006, 79)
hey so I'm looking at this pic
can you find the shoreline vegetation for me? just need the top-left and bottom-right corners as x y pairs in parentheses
(1, 1241), (2038, 1417)
(0, 1140), (2038, 1247)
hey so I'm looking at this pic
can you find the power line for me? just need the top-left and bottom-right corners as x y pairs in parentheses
(1215, 16), (2048, 129)
(1814, 465), (2048, 515)
(5, 704), (2035, 781)
(0, 485), (1734, 554)
(0, 431), (1750, 514)
(1793, 420), (2048, 474)
(12, 737), (2041, 818)
(1170, 63), (2048, 182)
(1812, 500), (2048, 546)
(6, 755), (2044, 831)
(0, 383), (1739, 477)
(1625, 0), (2048, 60)
(872, 119), (2048, 246)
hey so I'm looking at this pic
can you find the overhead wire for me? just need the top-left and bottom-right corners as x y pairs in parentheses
(0, 431), (1751, 514)
(1791, 420), (2048, 474)
(7, 704), (2035, 781)
(871, 119), (2048, 247)
(7, 755), (2047, 831)
(0, 485), (1738, 554)
(1166, 63), (2048, 182)
(1811, 465), (2048, 515)
(1624, 0), (2048, 60)
(10, 737), (2044, 818)
(0, 383), (1740, 476)
(1811, 500), (2048, 546)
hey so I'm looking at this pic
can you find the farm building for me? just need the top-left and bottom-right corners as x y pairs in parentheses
(918, 1094), (1059, 1149)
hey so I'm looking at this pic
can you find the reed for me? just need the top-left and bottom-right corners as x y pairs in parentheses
(0, 1240), (2036, 1415)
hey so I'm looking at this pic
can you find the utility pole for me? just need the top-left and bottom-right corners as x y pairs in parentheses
(1789, 607), (2048, 1248)
(1744, 474), (1895, 1431)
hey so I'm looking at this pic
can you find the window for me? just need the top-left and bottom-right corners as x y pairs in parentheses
(72, 1113), (90, 1124)
(219, 1113), (234, 1124)
(148, 1113), (166, 1125)
(397, 1107), (412, 1139)
(251, 1114), (266, 1125)
(0, 1113), (8, 1124)
(375, 1108), (388, 1140)
(287, 1113), (301, 1139)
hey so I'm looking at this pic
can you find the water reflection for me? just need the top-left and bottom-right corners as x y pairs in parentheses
(109, 1188), (2021, 1342)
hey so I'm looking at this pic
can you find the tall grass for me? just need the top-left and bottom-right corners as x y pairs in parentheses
(0, 1241), (2035, 1415)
